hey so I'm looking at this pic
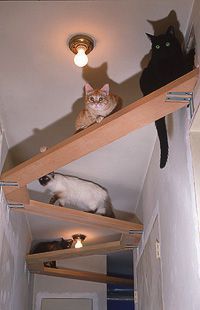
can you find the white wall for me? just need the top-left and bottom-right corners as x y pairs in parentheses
(0, 129), (32, 310)
(135, 2), (200, 307)
(32, 255), (107, 310)
(136, 109), (200, 309)
(187, 0), (200, 235)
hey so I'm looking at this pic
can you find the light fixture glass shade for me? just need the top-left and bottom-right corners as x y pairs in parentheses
(74, 47), (88, 67)
(75, 238), (83, 248)
(68, 34), (94, 68)
(72, 234), (86, 248)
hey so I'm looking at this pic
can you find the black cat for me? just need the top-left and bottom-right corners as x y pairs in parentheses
(140, 25), (195, 168)
(30, 238), (73, 268)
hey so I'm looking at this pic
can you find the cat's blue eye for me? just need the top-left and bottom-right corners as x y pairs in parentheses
(165, 42), (170, 47)
(155, 45), (160, 49)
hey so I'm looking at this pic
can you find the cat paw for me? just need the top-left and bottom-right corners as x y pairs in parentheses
(96, 116), (104, 123)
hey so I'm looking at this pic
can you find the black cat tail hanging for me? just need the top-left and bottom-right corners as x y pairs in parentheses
(155, 118), (168, 168)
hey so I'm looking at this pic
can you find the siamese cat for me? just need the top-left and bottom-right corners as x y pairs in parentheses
(39, 172), (115, 218)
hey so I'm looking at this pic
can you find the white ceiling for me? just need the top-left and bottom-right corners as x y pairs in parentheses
(0, 1), (193, 244)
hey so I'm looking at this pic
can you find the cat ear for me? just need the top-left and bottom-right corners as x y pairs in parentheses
(101, 84), (109, 95)
(49, 171), (55, 178)
(85, 83), (94, 93)
(166, 26), (175, 36)
(146, 33), (155, 42)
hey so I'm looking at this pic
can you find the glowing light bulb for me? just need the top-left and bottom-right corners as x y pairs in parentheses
(74, 47), (88, 67)
(75, 238), (83, 248)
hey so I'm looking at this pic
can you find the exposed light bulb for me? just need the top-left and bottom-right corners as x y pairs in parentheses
(74, 47), (88, 67)
(75, 238), (83, 249)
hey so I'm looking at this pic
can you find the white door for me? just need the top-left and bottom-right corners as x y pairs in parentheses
(136, 216), (163, 310)
(41, 298), (93, 310)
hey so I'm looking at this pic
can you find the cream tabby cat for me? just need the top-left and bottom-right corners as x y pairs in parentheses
(75, 83), (119, 131)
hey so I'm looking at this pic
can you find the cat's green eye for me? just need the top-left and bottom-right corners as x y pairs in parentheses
(155, 45), (160, 49)
(99, 97), (103, 102)
(165, 42), (170, 47)
(89, 96), (94, 102)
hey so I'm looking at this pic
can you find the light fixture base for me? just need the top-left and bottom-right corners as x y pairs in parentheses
(69, 34), (94, 55)
(72, 234), (86, 242)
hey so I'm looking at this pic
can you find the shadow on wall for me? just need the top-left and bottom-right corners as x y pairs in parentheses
(3, 10), (182, 170)
(141, 10), (184, 69)
(3, 64), (142, 169)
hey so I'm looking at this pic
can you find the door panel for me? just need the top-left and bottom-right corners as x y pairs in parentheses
(41, 298), (93, 310)
(136, 217), (163, 310)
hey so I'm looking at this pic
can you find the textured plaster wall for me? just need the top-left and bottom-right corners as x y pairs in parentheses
(188, 0), (200, 235)
(136, 91), (200, 307)
(0, 129), (32, 310)
(135, 2), (200, 309)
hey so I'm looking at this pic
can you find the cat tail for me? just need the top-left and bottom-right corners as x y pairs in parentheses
(155, 117), (169, 169)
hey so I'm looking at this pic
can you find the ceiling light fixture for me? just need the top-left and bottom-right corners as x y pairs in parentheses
(72, 234), (86, 248)
(68, 34), (95, 68)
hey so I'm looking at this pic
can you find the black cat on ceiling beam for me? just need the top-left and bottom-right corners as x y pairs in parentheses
(140, 25), (195, 168)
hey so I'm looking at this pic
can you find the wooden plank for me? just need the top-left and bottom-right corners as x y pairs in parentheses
(5, 186), (30, 204)
(27, 262), (44, 272)
(12, 199), (143, 233)
(26, 240), (131, 265)
(30, 266), (133, 286)
(1, 69), (198, 192)
(121, 233), (142, 248)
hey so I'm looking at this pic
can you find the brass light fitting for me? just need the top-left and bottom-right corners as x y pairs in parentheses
(68, 34), (95, 67)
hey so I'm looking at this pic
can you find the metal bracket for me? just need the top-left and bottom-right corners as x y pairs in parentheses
(125, 244), (138, 249)
(0, 181), (19, 187)
(129, 230), (143, 235)
(7, 203), (24, 209)
(166, 91), (194, 118)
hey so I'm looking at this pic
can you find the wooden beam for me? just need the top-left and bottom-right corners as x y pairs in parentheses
(121, 233), (142, 247)
(30, 266), (133, 286)
(1, 69), (198, 192)
(26, 240), (132, 265)
(5, 186), (30, 204)
(12, 199), (143, 234)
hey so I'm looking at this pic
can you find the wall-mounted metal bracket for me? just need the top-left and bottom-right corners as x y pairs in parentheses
(129, 230), (143, 235)
(165, 91), (194, 118)
(7, 203), (24, 209)
(0, 181), (19, 187)
(125, 244), (138, 249)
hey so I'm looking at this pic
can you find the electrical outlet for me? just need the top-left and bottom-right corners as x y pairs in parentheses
(156, 239), (161, 259)
(134, 290), (138, 304)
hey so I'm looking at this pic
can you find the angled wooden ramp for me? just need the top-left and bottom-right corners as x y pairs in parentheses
(29, 265), (133, 287)
(1, 69), (198, 195)
(26, 237), (139, 267)
(27, 236), (136, 286)
(1, 69), (199, 285)
(12, 200), (143, 234)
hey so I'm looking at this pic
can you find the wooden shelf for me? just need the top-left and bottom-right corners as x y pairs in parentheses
(3, 69), (197, 285)
(29, 265), (133, 286)
(12, 199), (143, 234)
(27, 233), (138, 285)
(27, 237), (136, 285)
(1, 69), (198, 195)
(26, 240), (131, 266)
